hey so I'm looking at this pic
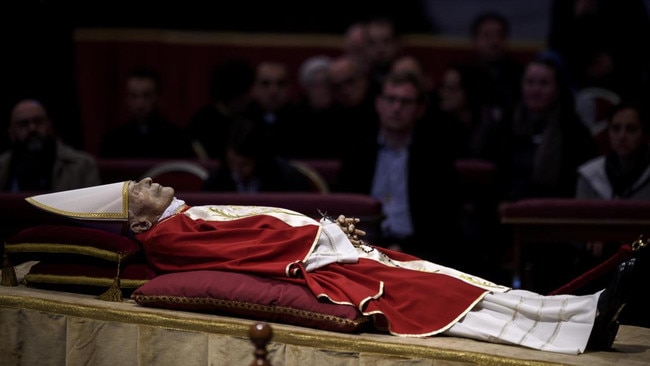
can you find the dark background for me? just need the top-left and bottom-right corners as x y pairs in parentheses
(3, 0), (433, 151)
(6, 0), (646, 151)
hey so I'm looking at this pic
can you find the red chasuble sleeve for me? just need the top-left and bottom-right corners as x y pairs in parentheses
(137, 211), (320, 277)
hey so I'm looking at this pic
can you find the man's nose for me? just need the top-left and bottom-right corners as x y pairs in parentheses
(25, 123), (39, 133)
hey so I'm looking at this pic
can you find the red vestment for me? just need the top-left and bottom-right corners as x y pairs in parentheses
(136, 206), (490, 336)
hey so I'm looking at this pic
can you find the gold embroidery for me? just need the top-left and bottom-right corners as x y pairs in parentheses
(207, 206), (304, 219)
(459, 274), (504, 289)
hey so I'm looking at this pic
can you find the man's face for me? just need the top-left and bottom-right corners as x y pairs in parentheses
(521, 62), (558, 113)
(390, 56), (423, 78)
(252, 63), (290, 112)
(128, 178), (175, 223)
(344, 23), (368, 62)
(126, 77), (159, 122)
(329, 57), (368, 107)
(9, 100), (53, 149)
(473, 19), (507, 63)
(375, 81), (424, 132)
(608, 107), (647, 158)
(439, 68), (467, 113)
(304, 69), (332, 110)
(366, 21), (398, 68)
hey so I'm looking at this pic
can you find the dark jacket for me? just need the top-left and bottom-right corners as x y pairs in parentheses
(335, 127), (463, 266)
(100, 114), (195, 159)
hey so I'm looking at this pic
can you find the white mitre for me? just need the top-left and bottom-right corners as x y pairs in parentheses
(25, 181), (130, 221)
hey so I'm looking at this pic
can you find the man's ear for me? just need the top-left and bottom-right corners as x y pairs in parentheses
(129, 218), (153, 234)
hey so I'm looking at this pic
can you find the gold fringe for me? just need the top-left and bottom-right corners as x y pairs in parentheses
(1, 254), (18, 287)
(97, 276), (123, 302)
(97, 255), (122, 302)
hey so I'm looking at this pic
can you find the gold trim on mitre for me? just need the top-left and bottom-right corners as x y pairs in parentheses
(25, 182), (130, 221)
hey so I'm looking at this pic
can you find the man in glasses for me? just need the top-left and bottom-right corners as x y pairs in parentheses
(336, 70), (464, 272)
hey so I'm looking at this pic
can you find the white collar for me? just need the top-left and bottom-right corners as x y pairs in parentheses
(158, 198), (186, 222)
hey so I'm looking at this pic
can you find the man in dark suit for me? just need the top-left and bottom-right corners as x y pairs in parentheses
(99, 67), (195, 159)
(336, 70), (465, 271)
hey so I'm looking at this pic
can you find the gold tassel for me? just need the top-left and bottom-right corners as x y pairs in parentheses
(97, 255), (123, 302)
(1, 253), (18, 287)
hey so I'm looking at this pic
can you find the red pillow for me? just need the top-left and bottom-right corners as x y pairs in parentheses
(4, 224), (141, 264)
(23, 261), (156, 296)
(131, 270), (372, 333)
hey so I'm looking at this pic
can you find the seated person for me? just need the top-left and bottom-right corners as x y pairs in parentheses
(25, 178), (644, 355)
(575, 100), (649, 327)
(574, 100), (650, 267)
(0, 98), (101, 191)
(336, 70), (463, 268)
(202, 119), (313, 192)
(99, 66), (195, 158)
(188, 59), (256, 160)
(576, 100), (650, 200)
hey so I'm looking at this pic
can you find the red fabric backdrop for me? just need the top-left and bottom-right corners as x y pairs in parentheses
(74, 28), (540, 156)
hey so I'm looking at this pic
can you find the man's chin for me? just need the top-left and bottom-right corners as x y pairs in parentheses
(15, 135), (52, 154)
(25, 141), (45, 152)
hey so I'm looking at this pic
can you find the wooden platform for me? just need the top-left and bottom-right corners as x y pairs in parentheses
(1, 285), (649, 366)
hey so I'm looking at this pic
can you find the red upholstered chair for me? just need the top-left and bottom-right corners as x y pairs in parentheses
(97, 158), (164, 183)
(0, 192), (68, 242)
(454, 159), (496, 186)
(454, 158), (497, 202)
(0, 191), (128, 243)
(97, 158), (221, 186)
(294, 159), (341, 189)
(140, 160), (210, 191)
(454, 159), (500, 248)
(289, 160), (330, 193)
(499, 198), (650, 289)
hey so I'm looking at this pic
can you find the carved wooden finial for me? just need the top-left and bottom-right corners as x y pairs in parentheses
(249, 322), (273, 366)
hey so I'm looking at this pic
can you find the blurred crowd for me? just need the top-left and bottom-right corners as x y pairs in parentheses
(2, 1), (649, 309)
